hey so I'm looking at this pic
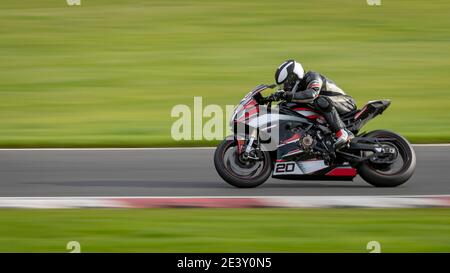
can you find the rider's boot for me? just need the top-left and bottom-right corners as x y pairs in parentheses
(322, 107), (354, 149)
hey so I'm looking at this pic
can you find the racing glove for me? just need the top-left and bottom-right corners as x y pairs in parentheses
(269, 90), (293, 101)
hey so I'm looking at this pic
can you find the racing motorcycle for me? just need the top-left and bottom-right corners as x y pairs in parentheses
(214, 84), (416, 188)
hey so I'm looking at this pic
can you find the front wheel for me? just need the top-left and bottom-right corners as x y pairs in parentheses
(357, 130), (416, 187)
(214, 139), (272, 188)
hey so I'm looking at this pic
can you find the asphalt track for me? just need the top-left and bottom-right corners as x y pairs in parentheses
(0, 146), (448, 197)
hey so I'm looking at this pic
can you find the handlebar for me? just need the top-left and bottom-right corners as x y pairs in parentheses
(263, 90), (285, 103)
(265, 84), (278, 89)
(262, 94), (275, 104)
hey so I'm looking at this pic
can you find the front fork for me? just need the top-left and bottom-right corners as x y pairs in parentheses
(236, 128), (261, 161)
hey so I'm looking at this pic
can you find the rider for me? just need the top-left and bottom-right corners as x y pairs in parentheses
(273, 59), (357, 148)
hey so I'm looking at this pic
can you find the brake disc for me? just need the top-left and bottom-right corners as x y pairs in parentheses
(224, 147), (261, 176)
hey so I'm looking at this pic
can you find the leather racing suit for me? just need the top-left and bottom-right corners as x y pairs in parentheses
(284, 71), (357, 144)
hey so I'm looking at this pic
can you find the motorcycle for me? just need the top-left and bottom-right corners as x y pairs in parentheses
(214, 84), (416, 188)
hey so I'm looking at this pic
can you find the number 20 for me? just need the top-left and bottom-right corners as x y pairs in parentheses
(276, 163), (295, 173)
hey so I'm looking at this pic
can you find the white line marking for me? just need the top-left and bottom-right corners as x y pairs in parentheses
(0, 147), (217, 151)
(0, 195), (448, 199)
(412, 144), (450, 147)
(0, 144), (449, 151)
(0, 195), (448, 208)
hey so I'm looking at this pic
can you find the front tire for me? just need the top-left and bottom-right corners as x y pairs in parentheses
(214, 139), (272, 188)
(357, 130), (416, 187)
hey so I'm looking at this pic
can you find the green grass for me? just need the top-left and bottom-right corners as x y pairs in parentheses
(0, 0), (449, 147)
(0, 208), (449, 252)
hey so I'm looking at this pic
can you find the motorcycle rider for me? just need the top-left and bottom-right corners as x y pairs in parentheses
(272, 59), (357, 148)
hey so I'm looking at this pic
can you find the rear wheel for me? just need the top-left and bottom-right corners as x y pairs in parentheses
(357, 130), (416, 187)
(214, 139), (272, 188)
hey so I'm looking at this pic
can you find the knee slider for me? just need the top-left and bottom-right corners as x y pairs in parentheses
(314, 96), (332, 111)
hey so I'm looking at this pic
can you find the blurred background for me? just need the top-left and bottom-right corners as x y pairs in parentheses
(0, 208), (449, 252)
(0, 0), (449, 254)
(0, 0), (449, 147)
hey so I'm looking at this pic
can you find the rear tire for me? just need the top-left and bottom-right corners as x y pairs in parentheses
(357, 130), (416, 187)
(214, 139), (272, 188)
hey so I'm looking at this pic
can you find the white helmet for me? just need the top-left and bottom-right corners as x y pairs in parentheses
(274, 59), (304, 85)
